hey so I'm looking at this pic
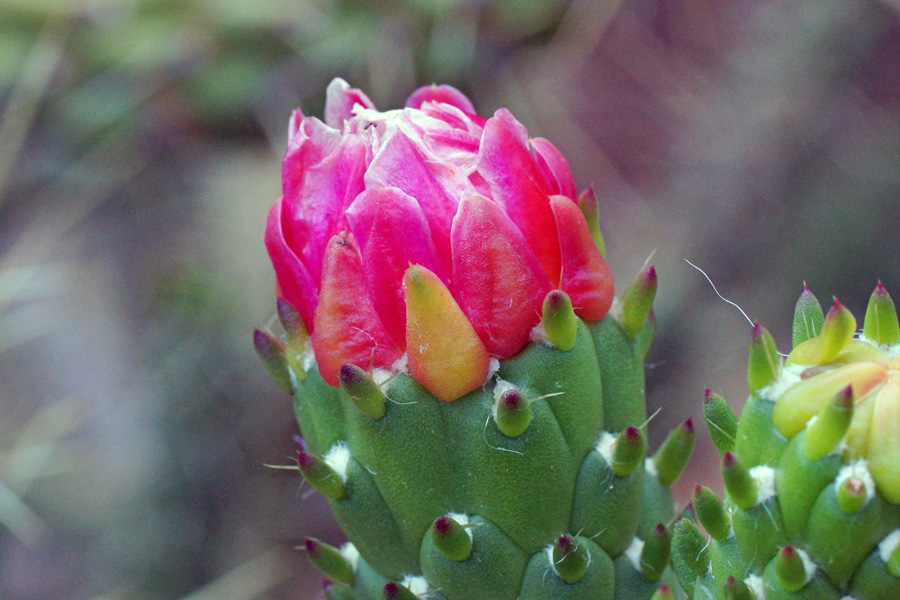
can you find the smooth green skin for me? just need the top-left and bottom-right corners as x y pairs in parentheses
(761, 556), (841, 600)
(570, 449), (644, 556)
(518, 536), (615, 600)
(805, 483), (900, 589)
(419, 516), (527, 600)
(733, 394), (788, 468)
(709, 536), (747, 600)
(850, 549), (900, 600)
(614, 554), (682, 600)
(730, 498), (787, 573)
(774, 433), (841, 539)
(288, 314), (678, 599)
(591, 317), (647, 431)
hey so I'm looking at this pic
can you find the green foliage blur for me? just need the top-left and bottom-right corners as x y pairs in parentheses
(1, 0), (899, 598)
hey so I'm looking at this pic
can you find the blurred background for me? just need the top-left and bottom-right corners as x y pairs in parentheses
(1, 0), (899, 598)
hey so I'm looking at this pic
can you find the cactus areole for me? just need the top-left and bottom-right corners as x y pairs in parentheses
(257, 79), (689, 599)
(684, 283), (900, 600)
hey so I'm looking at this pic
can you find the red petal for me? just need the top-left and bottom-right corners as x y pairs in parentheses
(451, 195), (552, 357)
(531, 137), (578, 201)
(264, 198), (318, 332)
(346, 187), (444, 348)
(324, 78), (376, 129)
(550, 196), (614, 321)
(313, 233), (402, 386)
(281, 117), (368, 286)
(406, 84), (476, 114)
(365, 130), (470, 274)
(476, 109), (561, 285)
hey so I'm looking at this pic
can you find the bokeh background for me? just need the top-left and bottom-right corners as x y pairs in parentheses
(1, 0), (899, 598)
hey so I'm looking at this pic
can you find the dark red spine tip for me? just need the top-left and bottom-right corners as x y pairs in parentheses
(297, 451), (317, 470)
(751, 322), (763, 338)
(624, 426), (642, 440)
(694, 485), (704, 496)
(683, 418), (694, 433)
(557, 534), (574, 551)
(433, 516), (452, 536)
(501, 389), (525, 408)
(654, 523), (667, 535)
(659, 584), (670, 593)
(723, 452), (737, 467)
(782, 545), (796, 558)
(726, 575), (736, 584)
(704, 388), (713, 402)
(546, 289), (567, 308)
(382, 582), (399, 598)
(304, 538), (319, 555)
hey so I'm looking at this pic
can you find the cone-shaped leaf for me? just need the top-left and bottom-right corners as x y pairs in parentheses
(653, 418), (695, 487)
(748, 323), (780, 393)
(868, 379), (900, 503)
(541, 290), (577, 351)
(577, 186), (605, 257)
(298, 451), (346, 499)
(641, 523), (672, 581)
(494, 387), (532, 438)
(550, 195), (614, 320)
(650, 584), (675, 600)
(253, 329), (292, 392)
(313, 233), (402, 386)
(551, 534), (589, 583)
(787, 299), (856, 366)
(620, 266), (657, 340)
(305, 538), (354, 585)
(277, 299), (309, 383)
(430, 516), (472, 562)
(836, 477), (867, 514)
(403, 264), (491, 402)
(693, 485), (731, 541)
(724, 575), (753, 600)
(722, 452), (757, 510)
(792, 284), (824, 348)
(704, 389), (738, 455)
(864, 282), (900, 346)
(888, 540), (900, 578)
(339, 364), (387, 420)
(774, 546), (808, 592)
(451, 194), (553, 357)
(612, 426), (646, 477)
(673, 517), (710, 577)
(381, 582), (417, 600)
(802, 385), (853, 461)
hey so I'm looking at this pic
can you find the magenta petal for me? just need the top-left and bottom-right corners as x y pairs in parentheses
(476, 109), (561, 285)
(281, 118), (368, 285)
(531, 137), (578, 201)
(406, 84), (476, 114)
(264, 198), (319, 332)
(451, 195), (552, 358)
(365, 129), (471, 274)
(346, 187), (444, 348)
(324, 78), (376, 129)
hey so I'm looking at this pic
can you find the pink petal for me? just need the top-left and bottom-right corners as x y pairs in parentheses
(287, 109), (304, 141)
(313, 233), (402, 386)
(476, 109), (561, 285)
(324, 78), (376, 129)
(451, 195), (553, 357)
(281, 117), (368, 286)
(346, 187), (444, 348)
(264, 198), (319, 332)
(531, 137), (578, 201)
(550, 196), (614, 321)
(365, 129), (472, 274)
(406, 84), (477, 114)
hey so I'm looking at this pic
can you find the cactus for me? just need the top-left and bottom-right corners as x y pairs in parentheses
(256, 79), (694, 599)
(677, 283), (900, 599)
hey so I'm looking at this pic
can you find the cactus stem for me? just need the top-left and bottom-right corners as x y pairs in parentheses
(431, 515), (473, 562)
(652, 418), (696, 487)
(253, 328), (293, 392)
(303, 538), (355, 586)
(297, 450), (347, 500)
(551, 534), (589, 584)
(339, 363), (387, 420)
(802, 385), (853, 461)
(640, 523), (672, 581)
(619, 265), (657, 340)
(704, 388), (738, 455)
(722, 452), (758, 510)
(693, 485), (731, 542)
(612, 426), (647, 477)
(774, 545), (812, 592)
(748, 323), (780, 392)
(541, 290), (578, 351)
(864, 282), (900, 346)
